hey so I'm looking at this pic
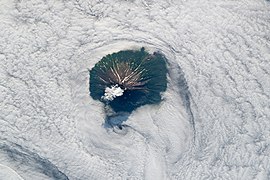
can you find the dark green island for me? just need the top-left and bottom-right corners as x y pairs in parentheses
(89, 47), (168, 113)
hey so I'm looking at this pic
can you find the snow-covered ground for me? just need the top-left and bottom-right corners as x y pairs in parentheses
(0, 0), (270, 179)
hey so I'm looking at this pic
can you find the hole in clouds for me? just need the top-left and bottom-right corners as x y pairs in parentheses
(70, 43), (194, 177)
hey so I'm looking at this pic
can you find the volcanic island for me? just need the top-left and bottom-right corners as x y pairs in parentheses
(89, 47), (168, 113)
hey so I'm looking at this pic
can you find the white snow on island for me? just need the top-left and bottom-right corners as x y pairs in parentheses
(102, 85), (124, 101)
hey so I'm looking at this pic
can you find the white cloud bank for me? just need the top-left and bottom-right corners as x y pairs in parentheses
(0, 164), (24, 180)
(0, 0), (270, 179)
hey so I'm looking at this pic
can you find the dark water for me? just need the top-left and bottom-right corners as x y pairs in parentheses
(89, 47), (168, 113)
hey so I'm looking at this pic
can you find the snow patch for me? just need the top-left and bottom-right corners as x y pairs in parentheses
(102, 85), (124, 101)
